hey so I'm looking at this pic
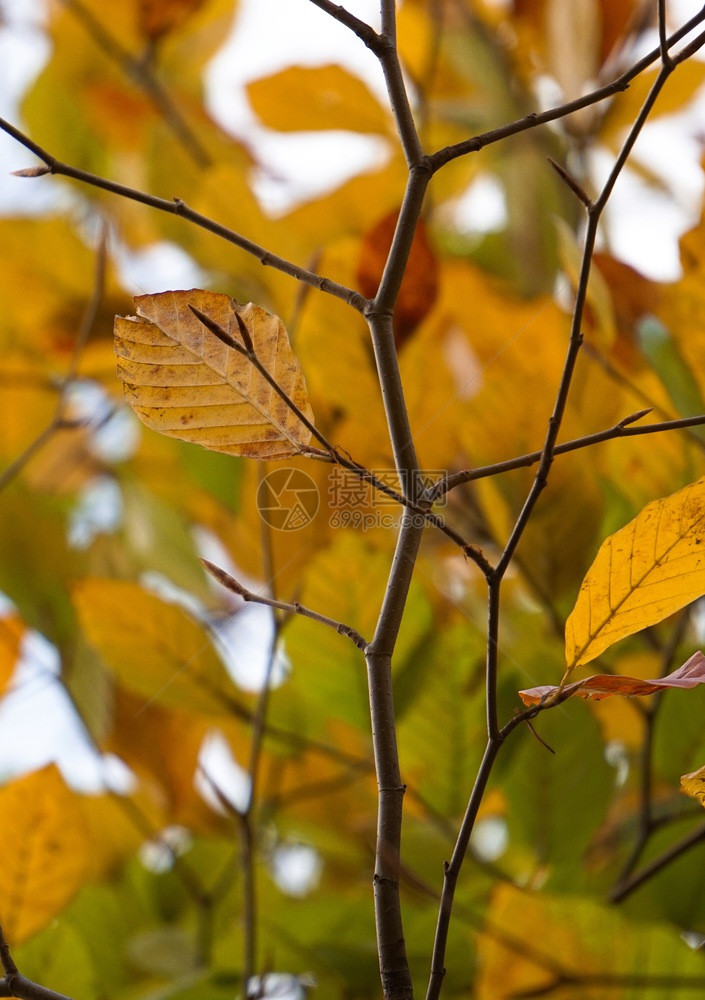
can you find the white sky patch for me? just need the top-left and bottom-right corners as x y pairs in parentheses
(68, 475), (124, 549)
(246, 973), (315, 1000)
(91, 407), (141, 463)
(196, 730), (251, 814)
(0, 627), (131, 792)
(0, 591), (16, 616)
(139, 825), (193, 874)
(470, 816), (508, 863)
(206, 0), (390, 214)
(451, 173), (509, 234)
(271, 842), (322, 897)
(65, 379), (141, 463)
(211, 604), (291, 692)
(140, 570), (207, 620)
(116, 240), (211, 295)
(605, 740), (630, 787)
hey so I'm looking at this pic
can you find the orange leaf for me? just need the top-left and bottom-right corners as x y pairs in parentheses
(0, 614), (23, 697)
(356, 211), (439, 350)
(519, 650), (705, 705)
(0, 765), (91, 944)
(115, 289), (314, 460)
(138, 0), (206, 40)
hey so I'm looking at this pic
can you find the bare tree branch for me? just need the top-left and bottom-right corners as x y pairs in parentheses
(609, 820), (705, 904)
(424, 27), (705, 1000)
(0, 117), (366, 311)
(432, 412), (705, 498)
(202, 560), (369, 651)
(429, 8), (705, 170)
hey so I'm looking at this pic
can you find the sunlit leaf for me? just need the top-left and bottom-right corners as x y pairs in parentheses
(601, 61), (705, 147)
(115, 289), (314, 459)
(247, 64), (391, 135)
(520, 650), (705, 705)
(0, 766), (92, 945)
(73, 578), (241, 717)
(565, 478), (705, 672)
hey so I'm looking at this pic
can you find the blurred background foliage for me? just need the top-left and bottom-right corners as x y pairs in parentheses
(2, 0), (705, 997)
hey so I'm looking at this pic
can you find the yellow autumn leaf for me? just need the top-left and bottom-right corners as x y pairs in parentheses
(247, 64), (391, 135)
(565, 477), (705, 672)
(601, 61), (705, 148)
(0, 765), (91, 945)
(0, 613), (24, 696)
(73, 578), (242, 717)
(680, 764), (705, 807)
(114, 289), (314, 460)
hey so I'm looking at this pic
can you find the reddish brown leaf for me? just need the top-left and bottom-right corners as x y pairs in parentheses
(519, 650), (705, 705)
(138, 0), (206, 41)
(356, 211), (439, 350)
(591, 252), (659, 369)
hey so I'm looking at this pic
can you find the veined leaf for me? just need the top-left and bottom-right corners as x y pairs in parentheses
(0, 765), (91, 945)
(114, 289), (314, 460)
(520, 650), (705, 705)
(565, 477), (705, 672)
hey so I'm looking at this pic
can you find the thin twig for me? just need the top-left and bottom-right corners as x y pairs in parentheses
(377, 1), (423, 166)
(202, 560), (369, 651)
(609, 820), (705, 903)
(429, 8), (705, 169)
(0, 975), (75, 1000)
(432, 411), (705, 498)
(612, 610), (692, 885)
(658, 0), (674, 71)
(0, 116), (366, 311)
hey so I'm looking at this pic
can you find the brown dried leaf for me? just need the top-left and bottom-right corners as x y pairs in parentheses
(519, 650), (705, 705)
(114, 289), (314, 460)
